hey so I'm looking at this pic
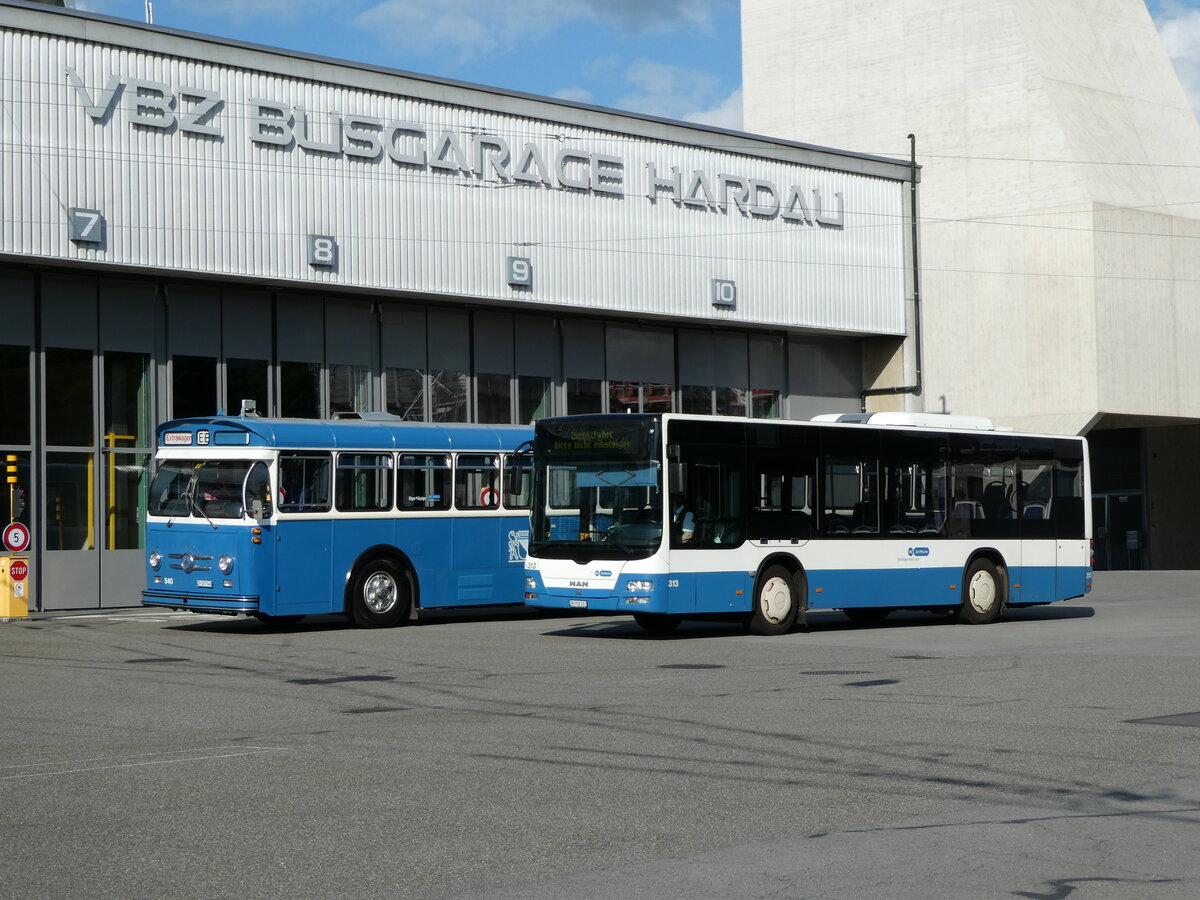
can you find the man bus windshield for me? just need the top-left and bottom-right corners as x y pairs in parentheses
(529, 415), (663, 560)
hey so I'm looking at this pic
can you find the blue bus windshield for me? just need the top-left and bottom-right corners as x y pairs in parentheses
(148, 459), (268, 520)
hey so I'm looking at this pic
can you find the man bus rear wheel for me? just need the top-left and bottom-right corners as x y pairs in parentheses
(958, 558), (1003, 624)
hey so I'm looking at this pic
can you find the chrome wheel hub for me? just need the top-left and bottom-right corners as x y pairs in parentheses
(363, 572), (398, 614)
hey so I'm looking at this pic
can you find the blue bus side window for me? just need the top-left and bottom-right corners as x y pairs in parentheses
(336, 453), (394, 512)
(455, 454), (500, 510)
(398, 454), (451, 511)
(245, 461), (272, 519)
(278, 452), (332, 512)
(503, 455), (532, 510)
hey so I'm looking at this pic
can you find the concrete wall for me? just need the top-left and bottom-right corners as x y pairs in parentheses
(742, 0), (1200, 434)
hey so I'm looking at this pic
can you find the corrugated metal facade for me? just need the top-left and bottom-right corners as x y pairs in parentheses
(0, 14), (910, 336)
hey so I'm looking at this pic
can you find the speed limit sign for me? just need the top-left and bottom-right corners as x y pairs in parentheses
(3, 522), (30, 553)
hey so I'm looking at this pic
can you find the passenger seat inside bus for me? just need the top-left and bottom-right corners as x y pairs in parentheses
(953, 499), (982, 519)
(981, 481), (1008, 519)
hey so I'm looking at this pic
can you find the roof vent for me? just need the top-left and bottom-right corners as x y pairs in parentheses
(812, 412), (1000, 431)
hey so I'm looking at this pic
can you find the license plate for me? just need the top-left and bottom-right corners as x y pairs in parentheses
(196, 579), (213, 588)
(569, 599), (588, 609)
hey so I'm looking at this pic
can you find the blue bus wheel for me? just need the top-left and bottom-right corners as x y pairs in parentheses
(350, 558), (411, 628)
(959, 559), (1003, 625)
(749, 565), (798, 636)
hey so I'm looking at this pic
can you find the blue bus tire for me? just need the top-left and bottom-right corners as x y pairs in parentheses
(349, 557), (412, 628)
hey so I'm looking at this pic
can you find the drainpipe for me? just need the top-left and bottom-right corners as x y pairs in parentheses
(860, 133), (923, 412)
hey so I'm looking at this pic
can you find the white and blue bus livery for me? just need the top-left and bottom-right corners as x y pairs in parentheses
(142, 415), (532, 626)
(523, 412), (1091, 634)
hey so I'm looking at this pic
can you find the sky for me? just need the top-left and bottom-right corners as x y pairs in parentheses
(75, 0), (1200, 130)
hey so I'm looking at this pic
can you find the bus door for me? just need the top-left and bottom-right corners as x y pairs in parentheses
(450, 454), (509, 605)
(273, 452), (335, 615)
(272, 519), (334, 615)
(1015, 462), (1054, 603)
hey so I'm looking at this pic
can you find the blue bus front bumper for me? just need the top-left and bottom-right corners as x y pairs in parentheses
(142, 591), (260, 615)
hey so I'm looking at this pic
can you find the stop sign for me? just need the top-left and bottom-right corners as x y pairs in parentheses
(9, 559), (27, 581)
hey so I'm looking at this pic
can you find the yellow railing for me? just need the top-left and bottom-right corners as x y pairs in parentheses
(104, 433), (136, 551)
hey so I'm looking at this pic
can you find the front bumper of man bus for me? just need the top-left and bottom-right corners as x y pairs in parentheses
(522, 567), (664, 614)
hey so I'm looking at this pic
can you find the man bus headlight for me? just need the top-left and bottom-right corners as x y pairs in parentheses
(626, 580), (653, 592)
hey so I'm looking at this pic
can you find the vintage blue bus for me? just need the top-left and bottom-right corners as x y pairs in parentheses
(142, 414), (532, 626)
(522, 412), (1092, 634)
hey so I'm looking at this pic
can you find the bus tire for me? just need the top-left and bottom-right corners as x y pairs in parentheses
(349, 558), (411, 628)
(632, 612), (681, 634)
(959, 558), (1003, 624)
(749, 565), (799, 635)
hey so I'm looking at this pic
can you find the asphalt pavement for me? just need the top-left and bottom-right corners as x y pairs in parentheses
(2, 571), (1199, 899)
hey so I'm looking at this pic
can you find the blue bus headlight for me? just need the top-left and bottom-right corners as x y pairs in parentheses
(218, 554), (234, 575)
(148, 551), (161, 570)
(626, 580), (653, 592)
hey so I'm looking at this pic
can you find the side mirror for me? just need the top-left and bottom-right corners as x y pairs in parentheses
(668, 462), (688, 495)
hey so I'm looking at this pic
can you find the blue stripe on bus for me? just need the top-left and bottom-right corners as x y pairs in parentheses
(532, 565), (1090, 616)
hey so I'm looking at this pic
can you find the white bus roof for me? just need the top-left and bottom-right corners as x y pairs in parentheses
(810, 412), (1010, 431)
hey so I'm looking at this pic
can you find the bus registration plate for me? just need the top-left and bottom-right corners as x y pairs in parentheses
(569, 599), (588, 609)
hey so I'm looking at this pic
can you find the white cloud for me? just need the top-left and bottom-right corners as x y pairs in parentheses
(553, 87), (595, 104)
(683, 88), (742, 130)
(575, 0), (730, 32)
(616, 59), (720, 118)
(1153, 2), (1200, 118)
(141, 0), (338, 25)
(611, 60), (739, 126)
(354, 0), (564, 63)
(352, 0), (732, 63)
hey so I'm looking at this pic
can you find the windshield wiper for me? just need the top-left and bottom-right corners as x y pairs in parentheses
(188, 489), (218, 530)
(603, 526), (630, 554)
(180, 467), (218, 530)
